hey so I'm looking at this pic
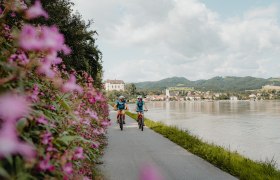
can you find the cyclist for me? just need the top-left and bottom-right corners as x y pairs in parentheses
(135, 95), (148, 124)
(114, 95), (128, 124)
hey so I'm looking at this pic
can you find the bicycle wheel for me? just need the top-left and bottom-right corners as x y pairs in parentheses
(120, 114), (123, 131)
(138, 116), (141, 129)
(141, 115), (144, 131)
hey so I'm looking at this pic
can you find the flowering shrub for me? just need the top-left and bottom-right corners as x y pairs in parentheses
(0, 1), (109, 179)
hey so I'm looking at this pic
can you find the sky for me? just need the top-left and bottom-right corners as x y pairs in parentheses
(72, 0), (280, 82)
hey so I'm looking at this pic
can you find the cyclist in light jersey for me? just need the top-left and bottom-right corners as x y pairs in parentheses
(114, 95), (128, 124)
(135, 95), (148, 121)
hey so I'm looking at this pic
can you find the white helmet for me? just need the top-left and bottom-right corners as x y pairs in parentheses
(119, 95), (125, 99)
(137, 95), (142, 99)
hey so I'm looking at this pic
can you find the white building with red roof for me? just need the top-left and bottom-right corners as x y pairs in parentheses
(105, 79), (125, 91)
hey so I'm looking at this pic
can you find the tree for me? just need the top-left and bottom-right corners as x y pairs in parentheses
(126, 83), (137, 96)
(30, 0), (104, 88)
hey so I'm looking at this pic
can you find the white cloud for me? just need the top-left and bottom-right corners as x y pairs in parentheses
(72, 0), (280, 82)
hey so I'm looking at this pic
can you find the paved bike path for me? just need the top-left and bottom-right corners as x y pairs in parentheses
(100, 110), (237, 180)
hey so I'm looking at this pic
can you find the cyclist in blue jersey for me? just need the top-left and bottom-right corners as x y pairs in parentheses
(135, 95), (148, 123)
(114, 95), (128, 124)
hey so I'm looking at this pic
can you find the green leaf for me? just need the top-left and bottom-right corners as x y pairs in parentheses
(0, 167), (11, 179)
(17, 172), (36, 180)
(59, 98), (71, 112)
(57, 135), (80, 146)
(16, 118), (28, 133)
(6, 156), (13, 166)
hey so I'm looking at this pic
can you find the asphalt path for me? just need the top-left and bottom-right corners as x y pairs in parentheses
(100, 109), (237, 180)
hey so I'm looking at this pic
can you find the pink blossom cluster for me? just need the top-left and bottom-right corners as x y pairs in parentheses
(19, 25), (69, 53)
(0, 1), (110, 179)
(25, 0), (48, 19)
(29, 84), (40, 102)
(5, 0), (27, 12)
(1, 24), (13, 40)
(0, 93), (35, 159)
(9, 50), (29, 65)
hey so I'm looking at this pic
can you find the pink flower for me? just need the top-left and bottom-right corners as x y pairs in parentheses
(82, 119), (91, 126)
(63, 162), (73, 175)
(46, 144), (57, 152)
(88, 97), (96, 104)
(19, 25), (66, 52)
(20, 1), (28, 10)
(62, 75), (83, 94)
(41, 132), (53, 145)
(11, 12), (16, 17)
(37, 116), (48, 125)
(45, 51), (62, 65)
(19, 24), (40, 50)
(8, 51), (30, 65)
(37, 60), (55, 78)
(9, 0), (27, 11)
(26, 0), (49, 19)
(0, 122), (35, 159)
(91, 141), (100, 149)
(99, 128), (105, 135)
(139, 164), (163, 180)
(73, 147), (84, 160)
(85, 109), (98, 120)
(49, 105), (56, 111)
(95, 93), (105, 102)
(62, 44), (71, 55)
(41, 26), (65, 51)
(39, 154), (55, 171)
(101, 120), (111, 127)
(29, 84), (40, 102)
(0, 93), (30, 122)
(93, 129), (101, 135)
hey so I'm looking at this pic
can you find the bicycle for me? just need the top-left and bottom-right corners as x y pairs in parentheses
(115, 109), (127, 131)
(137, 110), (148, 131)
(118, 113), (124, 131)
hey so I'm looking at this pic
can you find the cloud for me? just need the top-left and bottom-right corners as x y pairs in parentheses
(72, 0), (280, 82)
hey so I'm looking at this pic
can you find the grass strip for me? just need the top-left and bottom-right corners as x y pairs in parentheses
(126, 111), (280, 180)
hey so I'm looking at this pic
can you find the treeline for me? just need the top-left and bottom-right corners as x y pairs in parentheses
(135, 76), (280, 92)
(41, 0), (103, 87)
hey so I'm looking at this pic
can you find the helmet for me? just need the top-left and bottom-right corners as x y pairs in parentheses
(137, 95), (142, 99)
(119, 95), (125, 100)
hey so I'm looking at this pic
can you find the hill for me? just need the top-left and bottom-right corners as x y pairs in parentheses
(134, 76), (280, 92)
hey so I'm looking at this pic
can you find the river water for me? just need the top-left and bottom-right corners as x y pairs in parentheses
(128, 100), (280, 168)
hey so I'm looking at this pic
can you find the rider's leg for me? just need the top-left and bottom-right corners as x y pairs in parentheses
(138, 112), (142, 121)
(121, 110), (126, 124)
(117, 110), (121, 123)
(140, 111), (145, 126)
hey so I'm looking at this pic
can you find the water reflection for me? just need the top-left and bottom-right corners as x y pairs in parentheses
(129, 100), (280, 169)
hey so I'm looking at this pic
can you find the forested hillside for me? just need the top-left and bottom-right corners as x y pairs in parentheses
(135, 76), (280, 91)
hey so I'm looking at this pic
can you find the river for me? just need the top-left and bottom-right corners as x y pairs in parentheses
(128, 100), (280, 168)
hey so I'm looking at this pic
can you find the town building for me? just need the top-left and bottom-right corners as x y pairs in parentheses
(249, 94), (257, 101)
(230, 96), (238, 101)
(262, 85), (280, 91)
(146, 95), (166, 101)
(105, 80), (125, 91)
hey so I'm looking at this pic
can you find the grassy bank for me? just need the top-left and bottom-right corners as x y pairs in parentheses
(126, 111), (280, 180)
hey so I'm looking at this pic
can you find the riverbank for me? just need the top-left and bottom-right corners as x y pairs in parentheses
(126, 111), (280, 180)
